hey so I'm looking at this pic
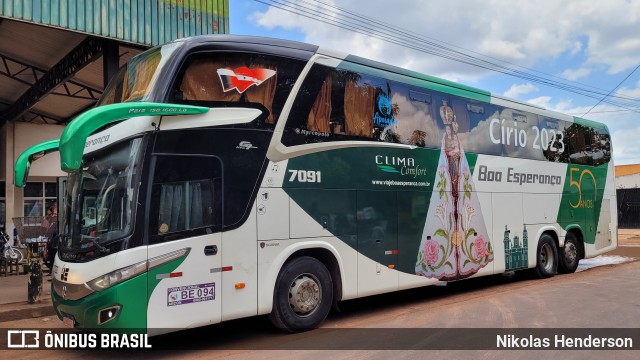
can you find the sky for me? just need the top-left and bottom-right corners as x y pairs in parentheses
(229, 0), (640, 165)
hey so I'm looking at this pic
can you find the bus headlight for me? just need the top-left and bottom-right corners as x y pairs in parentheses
(83, 248), (190, 291)
(85, 261), (147, 291)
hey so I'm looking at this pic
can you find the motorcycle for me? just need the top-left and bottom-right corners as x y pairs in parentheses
(0, 226), (24, 263)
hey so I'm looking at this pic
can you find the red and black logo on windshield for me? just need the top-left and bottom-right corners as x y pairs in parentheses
(217, 67), (276, 94)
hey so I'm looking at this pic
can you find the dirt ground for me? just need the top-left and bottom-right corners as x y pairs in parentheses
(617, 228), (640, 246)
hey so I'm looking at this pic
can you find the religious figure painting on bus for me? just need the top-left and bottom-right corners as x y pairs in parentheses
(415, 100), (494, 280)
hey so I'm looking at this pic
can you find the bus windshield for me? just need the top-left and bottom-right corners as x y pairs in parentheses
(98, 41), (183, 105)
(169, 51), (307, 125)
(60, 138), (144, 260)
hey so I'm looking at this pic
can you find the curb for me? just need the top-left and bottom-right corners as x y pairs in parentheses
(0, 300), (56, 323)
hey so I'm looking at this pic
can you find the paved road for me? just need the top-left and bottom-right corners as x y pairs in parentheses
(3, 257), (639, 359)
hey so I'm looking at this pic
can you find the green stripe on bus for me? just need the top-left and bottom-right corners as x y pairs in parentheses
(284, 147), (441, 190)
(573, 116), (609, 132)
(338, 60), (491, 103)
(557, 163), (608, 244)
(465, 152), (478, 177)
(52, 273), (148, 330)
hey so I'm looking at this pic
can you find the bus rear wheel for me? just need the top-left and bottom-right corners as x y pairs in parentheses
(558, 232), (580, 274)
(531, 234), (558, 279)
(269, 256), (333, 332)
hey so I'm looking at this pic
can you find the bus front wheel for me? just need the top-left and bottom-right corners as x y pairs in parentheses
(532, 234), (558, 279)
(269, 256), (333, 332)
(558, 232), (580, 274)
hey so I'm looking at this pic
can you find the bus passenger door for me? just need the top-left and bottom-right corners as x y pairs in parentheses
(146, 155), (223, 332)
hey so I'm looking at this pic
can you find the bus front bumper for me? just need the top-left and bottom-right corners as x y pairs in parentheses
(51, 273), (148, 330)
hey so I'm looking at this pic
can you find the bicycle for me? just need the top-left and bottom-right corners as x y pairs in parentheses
(1, 226), (24, 264)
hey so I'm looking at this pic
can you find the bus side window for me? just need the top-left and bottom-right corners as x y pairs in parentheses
(307, 73), (333, 134)
(148, 155), (222, 244)
(286, 65), (374, 144)
(592, 129), (611, 166)
(566, 123), (592, 165)
(396, 88), (439, 148)
(343, 75), (376, 138)
(299, 66), (378, 139)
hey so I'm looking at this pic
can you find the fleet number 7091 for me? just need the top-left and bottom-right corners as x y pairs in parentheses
(288, 170), (322, 183)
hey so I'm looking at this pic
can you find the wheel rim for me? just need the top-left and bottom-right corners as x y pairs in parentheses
(288, 273), (322, 317)
(564, 241), (578, 266)
(540, 243), (555, 273)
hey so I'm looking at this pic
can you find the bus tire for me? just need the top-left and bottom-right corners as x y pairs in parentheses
(558, 232), (580, 274)
(268, 256), (333, 332)
(532, 234), (558, 279)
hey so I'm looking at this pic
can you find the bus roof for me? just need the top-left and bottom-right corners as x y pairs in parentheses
(170, 34), (319, 61)
(177, 34), (319, 52)
(156, 35), (607, 130)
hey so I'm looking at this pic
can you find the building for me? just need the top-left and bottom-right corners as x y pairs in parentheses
(616, 164), (640, 229)
(503, 225), (529, 271)
(0, 1), (229, 236)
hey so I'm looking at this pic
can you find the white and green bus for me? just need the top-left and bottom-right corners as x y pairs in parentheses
(15, 35), (617, 334)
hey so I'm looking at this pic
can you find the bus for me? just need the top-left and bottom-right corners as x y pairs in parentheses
(15, 35), (617, 334)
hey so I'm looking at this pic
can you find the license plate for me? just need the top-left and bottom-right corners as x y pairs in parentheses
(63, 314), (75, 328)
(167, 282), (216, 306)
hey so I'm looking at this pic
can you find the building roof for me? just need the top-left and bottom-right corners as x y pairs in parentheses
(0, 1), (229, 127)
(615, 164), (640, 177)
(0, 19), (143, 127)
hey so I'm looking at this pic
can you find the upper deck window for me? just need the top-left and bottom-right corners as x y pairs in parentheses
(99, 42), (183, 105)
(284, 64), (443, 148)
(592, 128), (611, 166)
(169, 52), (306, 125)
